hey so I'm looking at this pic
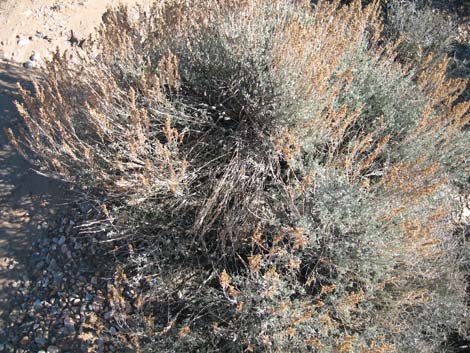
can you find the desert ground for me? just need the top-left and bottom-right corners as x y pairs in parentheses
(0, 1), (152, 352)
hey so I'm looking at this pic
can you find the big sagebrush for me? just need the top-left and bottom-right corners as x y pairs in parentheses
(8, 0), (470, 352)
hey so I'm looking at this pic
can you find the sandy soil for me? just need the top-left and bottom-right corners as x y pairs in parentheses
(0, 0), (153, 64)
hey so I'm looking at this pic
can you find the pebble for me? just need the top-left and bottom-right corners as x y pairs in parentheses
(23, 60), (35, 69)
(57, 236), (66, 246)
(65, 224), (73, 236)
(33, 299), (42, 310)
(53, 272), (64, 285)
(35, 335), (46, 346)
(17, 38), (31, 47)
(47, 346), (60, 353)
(30, 52), (41, 61)
(48, 259), (59, 272)
(104, 310), (113, 320)
(42, 277), (49, 287)
(96, 339), (104, 352)
(71, 298), (81, 306)
(36, 260), (45, 270)
(35, 31), (46, 39)
(63, 316), (75, 333)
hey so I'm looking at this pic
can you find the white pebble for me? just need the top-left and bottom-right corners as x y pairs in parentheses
(17, 38), (31, 47)
(30, 52), (41, 61)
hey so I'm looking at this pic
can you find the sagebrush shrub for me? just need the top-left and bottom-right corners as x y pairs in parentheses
(384, 0), (457, 63)
(8, 0), (470, 352)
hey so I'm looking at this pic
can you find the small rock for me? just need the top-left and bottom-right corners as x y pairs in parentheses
(53, 272), (64, 285)
(47, 346), (60, 353)
(17, 38), (31, 47)
(109, 326), (117, 335)
(49, 307), (59, 317)
(48, 259), (59, 272)
(35, 336), (46, 346)
(23, 60), (35, 69)
(30, 52), (40, 61)
(71, 298), (81, 306)
(19, 336), (29, 345)
(58, 236), (66, 246)
(35, 31), (46, 39)
(104, 311), (113, 320)
(42, 277), (49, 287)
(65, 224), (73, 236)
(64, 316), (75, 333)
(96, 339), (104, 352)
(33, 299), (42, 310)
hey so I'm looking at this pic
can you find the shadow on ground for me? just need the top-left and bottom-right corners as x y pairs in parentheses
(0, 60), (127, 353)
(0, 61), (70, 333)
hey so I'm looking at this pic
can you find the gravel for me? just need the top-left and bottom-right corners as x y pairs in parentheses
(0, 202), (131, 353)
